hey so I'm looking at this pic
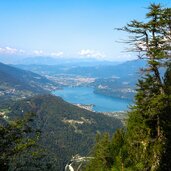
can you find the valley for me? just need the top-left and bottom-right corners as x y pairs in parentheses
(0, 60), (128, 170)
(0, 59), (142, 170)
(0, 1), (170, 170)
(14, 59), (145, 102)
(0, 57), (168, 170)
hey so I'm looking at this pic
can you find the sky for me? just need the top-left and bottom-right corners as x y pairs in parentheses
(0, 0), (171, 61)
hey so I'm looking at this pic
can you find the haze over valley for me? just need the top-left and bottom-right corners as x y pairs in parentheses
(0, 59), (125, 170)
(0, 56), (139, 169)
(0, 0), (171, 170)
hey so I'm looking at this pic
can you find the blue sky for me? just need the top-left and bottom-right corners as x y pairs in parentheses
(0, 0), (170, 61)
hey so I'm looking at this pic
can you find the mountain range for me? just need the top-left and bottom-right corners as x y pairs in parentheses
(0, 55), (120, 66)
(14, 59), (146, 78)
(13, 59), (147, 100)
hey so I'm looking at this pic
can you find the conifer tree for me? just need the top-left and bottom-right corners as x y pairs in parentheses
(118, 4), (171, 170)
(119, 4), (170, 89)
(85, 4), (171, 171)
(0, 113), (51, 171)
(86, 133), (111, 171)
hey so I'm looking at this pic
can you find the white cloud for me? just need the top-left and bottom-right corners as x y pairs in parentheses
(33, 50), (64, 57)
(0, 46), (64, 58)
(0, 47), (26, 55)
(19, 49), (25, 54)
(50, 51), (64, 57)
(33, 50), (44, 56)
(78, 49), (106, 59)
(0, 47), (17, 55)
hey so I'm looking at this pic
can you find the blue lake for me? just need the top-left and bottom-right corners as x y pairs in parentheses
(52, 87), (132, 112)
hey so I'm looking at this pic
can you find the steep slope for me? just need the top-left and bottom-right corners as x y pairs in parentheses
(0, 62), (59, 100)
(8, 94), (123, 170)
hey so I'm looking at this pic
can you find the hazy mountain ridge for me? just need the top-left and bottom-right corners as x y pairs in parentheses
(0, 55), (120, 66)
(14, 59), (146, 78)
(14, 59), (146, 99)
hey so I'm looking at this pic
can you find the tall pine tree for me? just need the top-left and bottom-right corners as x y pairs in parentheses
(85, 4), (171, 171)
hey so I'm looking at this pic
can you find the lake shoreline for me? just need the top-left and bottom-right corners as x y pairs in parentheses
(52, 86), (132, 112)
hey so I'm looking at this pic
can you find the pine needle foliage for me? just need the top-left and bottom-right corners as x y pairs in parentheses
(85, 3), (171, 171)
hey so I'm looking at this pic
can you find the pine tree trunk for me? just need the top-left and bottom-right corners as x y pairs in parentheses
(121, 162), (124, 171)
(157, 115), (160, 138)
(153, 66), (164, 94)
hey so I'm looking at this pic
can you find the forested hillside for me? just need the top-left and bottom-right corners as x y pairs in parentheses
(1, 94), (122, 170)
(0, 62), (59, 102)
